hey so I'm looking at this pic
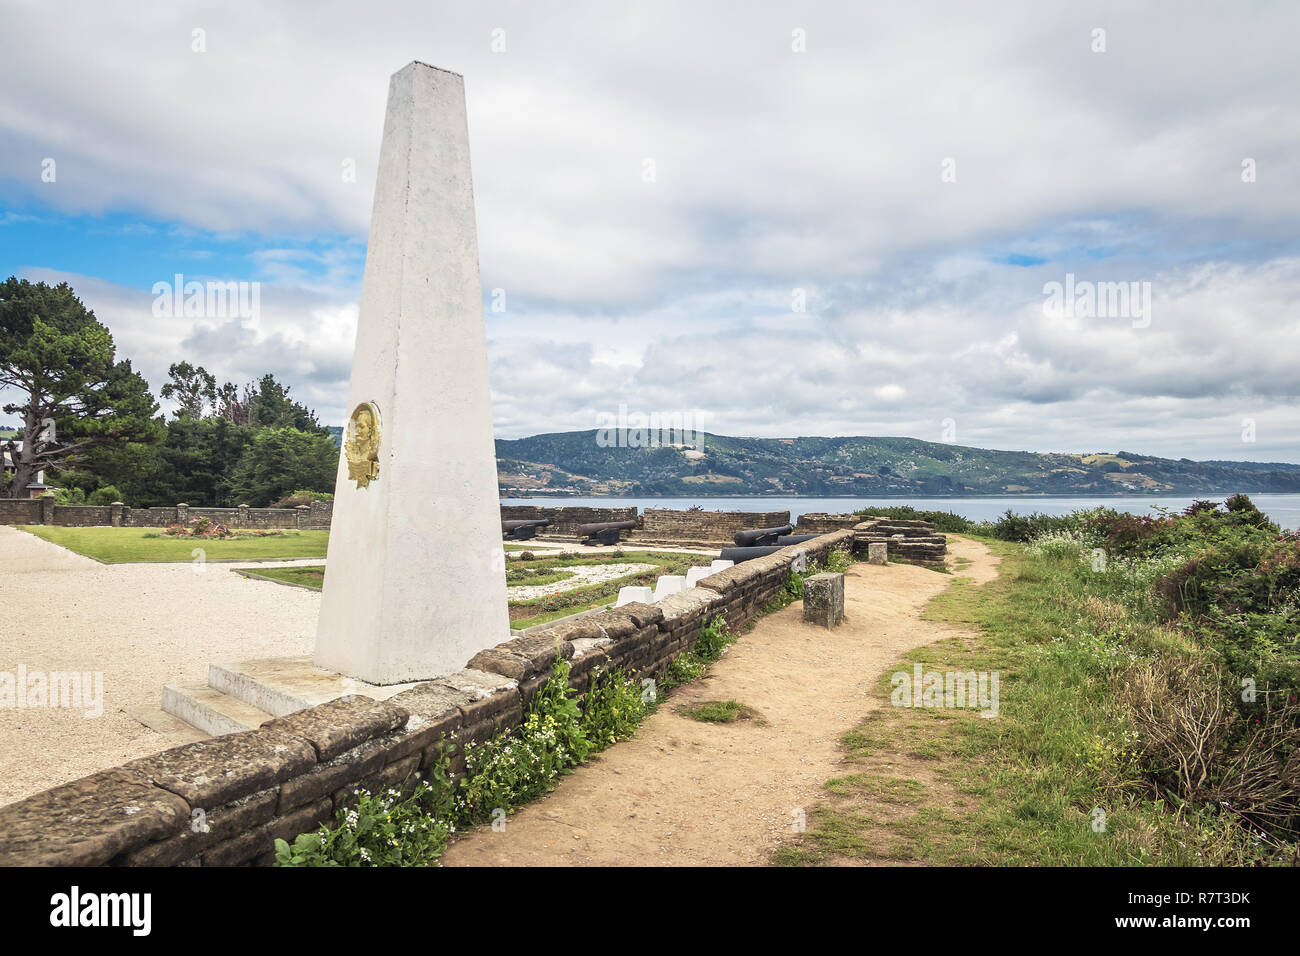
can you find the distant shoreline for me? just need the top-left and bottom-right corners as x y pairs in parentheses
(500, 492), (1298, 500)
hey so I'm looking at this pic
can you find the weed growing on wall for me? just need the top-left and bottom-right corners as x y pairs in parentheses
(662, 615), (734, 690)
(580, 666), (651, 750)
(455, 659), (590, 823)
(278, 658), (660, 865)
(274, 763), (456, 867)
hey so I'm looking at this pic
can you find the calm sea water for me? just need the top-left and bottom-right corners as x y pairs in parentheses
(500, 494), (1300, 532)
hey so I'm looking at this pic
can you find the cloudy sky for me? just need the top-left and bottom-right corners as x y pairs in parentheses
(1, 0), (1297, 461)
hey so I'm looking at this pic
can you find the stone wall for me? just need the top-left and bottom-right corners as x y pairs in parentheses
(50, 505), (113, 527)
(303, 499), (334, 530)
(852, 518), (947, 566)
(0, 529), (856, 867)
(499, 505), (637, 536)
(628, 508), (791, 546)
(0, 502), (322, 530)
(0, 499), (41, 524)
(122, 507), (180, 528)
(794, 512), (866, 534)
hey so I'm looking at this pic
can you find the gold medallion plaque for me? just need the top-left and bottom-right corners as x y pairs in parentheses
(345, 402), (381, 489)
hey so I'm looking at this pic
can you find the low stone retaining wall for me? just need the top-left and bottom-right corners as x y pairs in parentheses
(793, 512), (864, 534)
(626, 508), (791, 546)
(852, 518), (947, 565)
(500, 505), (638, 536)
(0, 500), (322, 530)
(0, 529), (855, 867)
(0, 498), (41, 524)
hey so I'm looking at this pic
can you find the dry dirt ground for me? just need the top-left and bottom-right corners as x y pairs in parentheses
(441, 535), (1000, 866)
(0, 526), (320, 807)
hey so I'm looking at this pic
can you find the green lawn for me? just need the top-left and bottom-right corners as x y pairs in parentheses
(773, 540), (1267, 867)
(243, 565), (325, 587)
(19, 526), (330, 563)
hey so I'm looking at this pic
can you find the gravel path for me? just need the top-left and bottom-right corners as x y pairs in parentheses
(0, 526), (321, 807)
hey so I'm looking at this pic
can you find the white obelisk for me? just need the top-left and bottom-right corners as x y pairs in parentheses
(315, 62), (509, 684)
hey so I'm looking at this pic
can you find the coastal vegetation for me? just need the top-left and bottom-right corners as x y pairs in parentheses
(778, 495), (1300, 865)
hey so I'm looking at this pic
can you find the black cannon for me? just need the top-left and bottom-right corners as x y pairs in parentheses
(502, 519), (551, 541)
(733, 524), (794, 547)
(775, 534), (820, 545)
(575, 519), (638, 546)
(719, 545), (786, 563)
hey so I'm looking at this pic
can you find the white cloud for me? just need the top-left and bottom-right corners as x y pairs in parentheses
(1, 1), (1298, 460)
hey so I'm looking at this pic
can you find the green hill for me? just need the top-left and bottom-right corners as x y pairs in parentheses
(495, 430), (1300, 497)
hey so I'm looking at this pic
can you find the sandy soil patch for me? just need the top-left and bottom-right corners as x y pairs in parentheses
(0, 526), (319, 807)
(440, 535), (999, 866)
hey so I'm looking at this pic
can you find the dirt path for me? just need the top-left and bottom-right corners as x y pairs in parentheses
(441, 535), (1000, 866)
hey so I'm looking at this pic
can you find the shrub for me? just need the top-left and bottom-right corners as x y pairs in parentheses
(270, 489), (333, 509)
(1156, 536), (1300, 619)
(46, 486), (86, 505)
(1225, 493), (1274, 530)
(453, 659), (589, 823)
(87, 485), (124, 506)
(580, 666), (650, 750)
(1027, 529), (1092, 561)
(855, 505), (976, 534)
(1115, 656), (1300, 841)
(274, 773), (455, 867)
(984, 509), (1079, 542)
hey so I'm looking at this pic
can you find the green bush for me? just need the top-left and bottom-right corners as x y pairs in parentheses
(983, 508), (1080, 542)
(453, 659), (589, 823)
(580, 666), (651, 750)
(46, 486), (86, 505)
(270, 489), (333, 509)
(854, 505), (977, 534)
(87, 485), (124, 506)
(274, 771), (455, 867)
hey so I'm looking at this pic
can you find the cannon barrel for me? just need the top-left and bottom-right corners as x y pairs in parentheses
(775, 534), (820, 545)
(719, 545), (786, 563)
(733, 524), (794, 547)
(575, 520), (638, 536)
(502, 518), (551, 541)
(502, 519), (551, 531)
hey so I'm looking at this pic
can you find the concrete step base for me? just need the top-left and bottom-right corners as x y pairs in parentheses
(161, 681), (276, 737)
(125, 704), (211, 745)
(160, 655), (425, 738)
(209, 656), (421, 716)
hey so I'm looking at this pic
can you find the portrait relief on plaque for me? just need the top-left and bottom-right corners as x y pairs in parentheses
(345, 402), (381, 489)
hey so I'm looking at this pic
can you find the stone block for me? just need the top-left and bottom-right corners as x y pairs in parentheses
(868, 541), (888, 564)
(123, 788), (278, 866)
(619, 603), (663, 629)
(202, 798), (333, 867)
(651, 575), (686, 601)
(126, 727), (316, 809)
(260, 695), (408, 762)
(802, 572), (845, 629)
(0, 769), (190, 866)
